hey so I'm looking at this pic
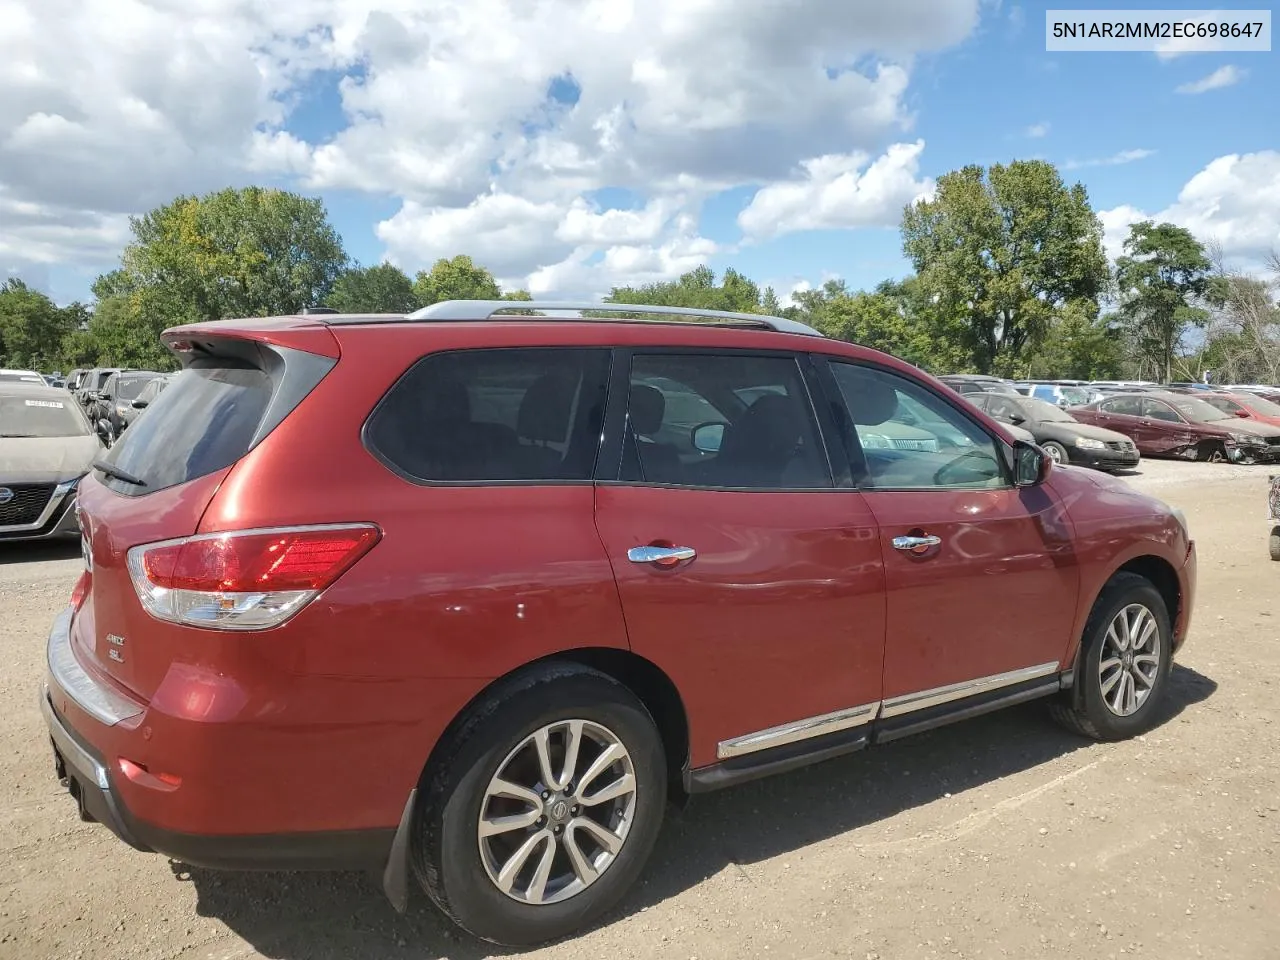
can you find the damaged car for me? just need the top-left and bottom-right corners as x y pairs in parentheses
(1072, 391), (1280, 463)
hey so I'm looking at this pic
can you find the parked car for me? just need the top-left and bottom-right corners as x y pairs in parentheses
(937, 374), (1021, 396)
(77, 367), (123, 411)
(96, 371), (165, 441)
(42, 300), (1196, 946)
(120, 374), (173, 431)
(0, 368), (45, 384)
(0, 381), (100, 541)
(967, 393), (1139, 471)
(1011, 382), (1093, 408)
(1186, 390), (1280, 429)
(1072, 391), (1280, 463)
(892, 390), (1038, 448)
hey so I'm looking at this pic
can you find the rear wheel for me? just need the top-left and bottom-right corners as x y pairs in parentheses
(412, 665), (666, 945)
(1198, 441), (1227, 463)
(1270, 526), (1280, 561)
(1050, 573), (1172, 741)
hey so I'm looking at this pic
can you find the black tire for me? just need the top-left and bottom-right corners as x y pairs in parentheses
(1049, 572), (1173, 741)
(411, 664), (667, 945)
(1197, 441), (1227, 463)
(1269, 526), (1280, 561)
(1041, 441), (1069, 466)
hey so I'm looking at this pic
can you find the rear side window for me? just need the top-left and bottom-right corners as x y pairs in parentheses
(366, 348), (611, 483)
(96, 365), (273, 495)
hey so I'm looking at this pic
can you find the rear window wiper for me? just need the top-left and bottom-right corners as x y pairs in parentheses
(93, 459), (147, 487)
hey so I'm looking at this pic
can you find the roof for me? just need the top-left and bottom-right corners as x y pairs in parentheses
(0, 380), (72, 399)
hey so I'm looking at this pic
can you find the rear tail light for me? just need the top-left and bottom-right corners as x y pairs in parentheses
(126, 524), (380, 631)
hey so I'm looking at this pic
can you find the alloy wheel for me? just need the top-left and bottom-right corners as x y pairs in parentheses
(1098, 602), (1161, 717)
(478, 719), (637, 905)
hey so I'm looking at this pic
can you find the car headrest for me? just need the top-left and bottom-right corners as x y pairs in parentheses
(845, 372), (899, 426)
(517, 371), (578, 442)
(629, 385), (666, 436)
(420, 376), (471, 423)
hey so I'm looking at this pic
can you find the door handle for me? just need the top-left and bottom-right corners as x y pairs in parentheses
(628, 545), (696, 566)
(892, 534), (942, 553)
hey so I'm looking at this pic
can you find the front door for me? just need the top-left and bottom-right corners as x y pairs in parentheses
(821, 360), (1079, 713)
(592, 350), (887, 770)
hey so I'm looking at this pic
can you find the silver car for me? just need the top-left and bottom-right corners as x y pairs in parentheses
(0, 382), (102, 541)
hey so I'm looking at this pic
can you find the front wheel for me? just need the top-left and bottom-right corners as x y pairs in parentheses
(1270, 526), (1280, 561)
(1041, 441), (1069, 466)
(1050, 573), (1172, 741)
(412, 665), (667, 945)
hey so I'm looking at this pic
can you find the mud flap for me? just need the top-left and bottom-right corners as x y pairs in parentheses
(381, 788), (417, 913)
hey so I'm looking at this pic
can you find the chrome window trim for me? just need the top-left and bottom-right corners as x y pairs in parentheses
(717, 701), (880, 760)
(46, 606), (144, 727)
(879, 661), (1060, 719)
(0, 478), (77, 532)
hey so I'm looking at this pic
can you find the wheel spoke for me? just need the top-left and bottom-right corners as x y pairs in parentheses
(563, 826), (600, 885)
(1123, 671), (1137, 714)
(576, 743), (624, 797)
(488, 778), (543, 807)
(1105, 623), (1124, 655)
(533, 727), (558, 791)
(560, 720), (584, 791)
(1100, 665), (1123, 697)
(1116, 612), (1132, 650)
(1107, 670), (1127, 712)
(525, 833), (558, 904)
(496, 830), (550, 894)
(1099, 656), (1122, 675)
(1133, 613), (1157, 652)
(571, 815), (625, 855)
(479, 807), (542, 838)
(581, 771), (635, 807)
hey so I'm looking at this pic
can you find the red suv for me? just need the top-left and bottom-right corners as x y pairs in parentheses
(41, 301), (1196, 945)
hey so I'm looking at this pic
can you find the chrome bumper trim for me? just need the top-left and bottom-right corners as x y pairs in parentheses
(46, 606), (144, 727)
(0, 478), (77, 533)
(40, 683), (109, 791)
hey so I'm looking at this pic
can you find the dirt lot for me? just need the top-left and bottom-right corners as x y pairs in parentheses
(2, 460), (1278, 960)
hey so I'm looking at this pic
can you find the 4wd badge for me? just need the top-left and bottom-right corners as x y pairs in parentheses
(106, 633), (125, 663)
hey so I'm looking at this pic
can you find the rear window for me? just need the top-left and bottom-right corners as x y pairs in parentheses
(0, 394), (90, 437)
(114, 376), (156, 400)
(95, 365), (272, 495)
(365, 347), (612, 482)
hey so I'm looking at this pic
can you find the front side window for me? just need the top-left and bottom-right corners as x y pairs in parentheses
(620, 353), (830, 489)
(366, 348), (611, 482)
(829, 362), (1008, 490)
(1102, 396), (1143, 416)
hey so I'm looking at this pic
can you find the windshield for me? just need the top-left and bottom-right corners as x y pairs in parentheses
(1169, 397), (1232, 422)
(114, 376), (155, 400)
(1060, 386), (1089, 405)
(1023, 397), (1074, 422)
(0, 394), (91, 437)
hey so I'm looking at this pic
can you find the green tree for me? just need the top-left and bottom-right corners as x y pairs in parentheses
(412, 255), (502, 305)
(326, 263), (420, 313)
(790, 276), (969, 373)
(1023, 303), (1124, 380)
(901, 160), (1109, 375)
(0, 279), (78, 370)
(108, 186), (347, 322)
(86, 294), (179, 371)
(1113, 221), (1214, 383)
(607, 266), (766, 313)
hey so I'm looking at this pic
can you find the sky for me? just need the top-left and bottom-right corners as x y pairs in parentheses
(1, 0), (1277, 308)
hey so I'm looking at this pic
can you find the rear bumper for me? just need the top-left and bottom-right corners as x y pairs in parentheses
(41, 607), (394, 872)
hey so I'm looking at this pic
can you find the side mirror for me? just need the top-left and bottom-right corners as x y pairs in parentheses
(131, 399), (148, 409)
(95, 418), (111, 441)
(1235, 409), (1250, 418)
(1007, 413), (1027, 425)
(1013, 439), (1051, 486)
(691, 421), (727, 454)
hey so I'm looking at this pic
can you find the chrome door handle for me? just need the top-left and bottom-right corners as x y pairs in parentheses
(628, 545), (696, 565)
(892, 535), (941, 552)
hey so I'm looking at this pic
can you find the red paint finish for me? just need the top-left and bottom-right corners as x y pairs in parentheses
(44, 314), (1198, 859)
(593, 484), (885, 768)
(864, 484), (1079, 699)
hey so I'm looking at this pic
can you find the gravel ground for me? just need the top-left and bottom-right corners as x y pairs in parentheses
(2, 459), (1277, 960)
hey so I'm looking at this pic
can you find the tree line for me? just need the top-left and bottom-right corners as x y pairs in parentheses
(2, 165), (1277, 383)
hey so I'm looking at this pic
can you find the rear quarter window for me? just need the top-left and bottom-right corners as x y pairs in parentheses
(95, 365), (272, 495)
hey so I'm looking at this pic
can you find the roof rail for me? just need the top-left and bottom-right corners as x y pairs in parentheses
(404, 299), (824, 337)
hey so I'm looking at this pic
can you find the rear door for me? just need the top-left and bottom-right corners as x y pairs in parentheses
(592, 349), (886, 770)
(1138, 398), (1195, 454)
(74, 332), (338, 700)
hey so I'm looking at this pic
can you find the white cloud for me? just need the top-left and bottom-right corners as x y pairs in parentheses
(0, 0), (982, 291)
(1175, 65), (1245, 94)
(1064, 148), (1156, 170)
(1025, 121), (1050, 138)
(737, 141), (935, 241)
(1099, 151), (1280, 264)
